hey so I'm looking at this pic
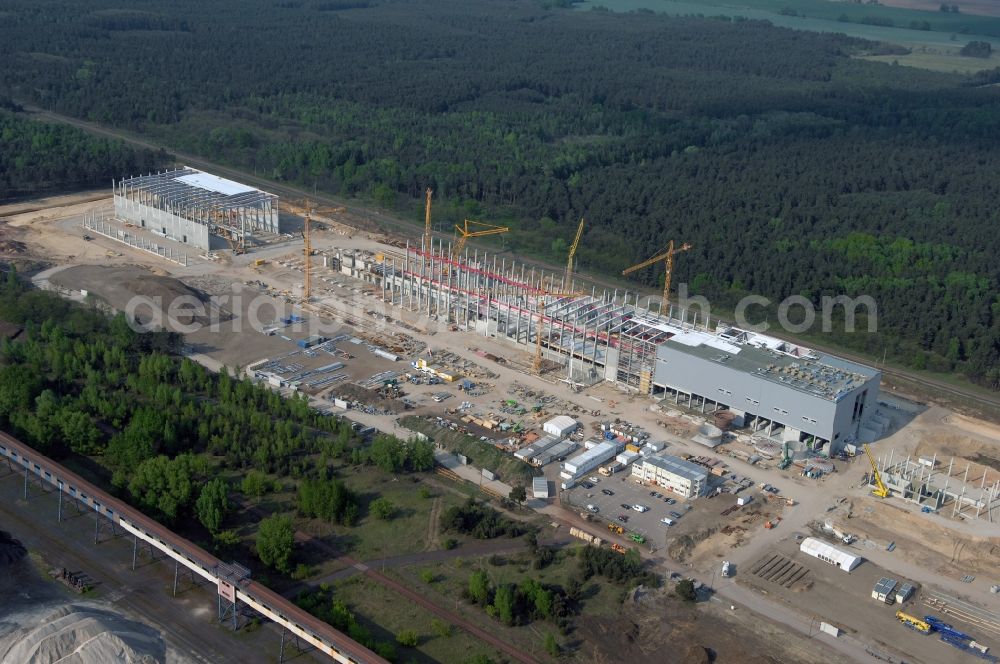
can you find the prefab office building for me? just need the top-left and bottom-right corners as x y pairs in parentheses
(113, 167), (279, 251)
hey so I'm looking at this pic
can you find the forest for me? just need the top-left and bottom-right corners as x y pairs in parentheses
(1, 0), (1000, 387)
(0, 100), (165, 199)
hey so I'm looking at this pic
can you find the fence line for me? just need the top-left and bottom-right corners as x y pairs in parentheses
(82, 211), (188, 266)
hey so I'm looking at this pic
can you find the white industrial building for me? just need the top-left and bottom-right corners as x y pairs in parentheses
(799, 537), (862, 572)
(631, 454), (708, 498)
(113, 167), (279, 251)
(561, 441), (618, 479)
(532, 476), (550, 499)
(543, 416), (579, 438)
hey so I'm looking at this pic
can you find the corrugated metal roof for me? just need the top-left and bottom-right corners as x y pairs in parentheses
(641, 454), (708, 483)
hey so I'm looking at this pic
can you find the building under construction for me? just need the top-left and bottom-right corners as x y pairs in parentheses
(334, 237), (881, 455)
(113, 167), (279, 251)
(870, 449), (1000, 522)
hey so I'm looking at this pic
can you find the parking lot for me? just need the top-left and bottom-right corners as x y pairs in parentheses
(564, 472), (696, 545)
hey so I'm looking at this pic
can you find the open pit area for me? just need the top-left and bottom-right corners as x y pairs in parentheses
(3, 189), (1000, 664)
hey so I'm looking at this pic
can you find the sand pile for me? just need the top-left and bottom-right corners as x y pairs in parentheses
(1, 604), (165, 664)
(50, 265), (233, 329)
(0, 530), (26, 565)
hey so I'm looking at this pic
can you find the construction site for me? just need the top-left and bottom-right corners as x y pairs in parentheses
(1, 173), (999, 664)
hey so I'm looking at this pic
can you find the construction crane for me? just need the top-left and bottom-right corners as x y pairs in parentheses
(303, 201), (313, 300)
(563, 217), (585, 289)
(423, 188), (433, 254)
(864, 443), (890, 498)
(451, 219), (509, 259)
(622, 240), (692, 309)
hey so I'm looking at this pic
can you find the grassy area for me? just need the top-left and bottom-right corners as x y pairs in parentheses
(391, 546), (630, 648)
(329, 576), (502, 664)
(576, 0), (1000, 52)
(400, 416), (538, 486)
(322, 467), (469, 560)
(863, 47), (1000, 72)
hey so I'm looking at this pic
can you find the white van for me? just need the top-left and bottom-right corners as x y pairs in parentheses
(632, 504), (649, 513)
(660, 517), (675, 526)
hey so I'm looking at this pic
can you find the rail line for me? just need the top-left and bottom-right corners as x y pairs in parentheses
(0, 431), (388, 664)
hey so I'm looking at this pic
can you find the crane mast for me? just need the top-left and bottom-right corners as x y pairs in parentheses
(303, 208), (312, 300)
(864, 444), (890, 498)
(564, 217), (585, 289)
(622, 240), (692, 310)
(423, 188), (433, 254)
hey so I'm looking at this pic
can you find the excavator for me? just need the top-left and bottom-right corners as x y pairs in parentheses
(864, 444), (890, 498)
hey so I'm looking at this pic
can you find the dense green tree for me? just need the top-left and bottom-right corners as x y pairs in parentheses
(509, 485), (527, 507)
(675, 578), (697, 602)
(468, 570), (490, 605)
(256, 514), (295, 573)
(241, 469), (268, 501)
(369, 496), (395, 520)
(128, 454), (202, 523)
(196, 478), (230, 534)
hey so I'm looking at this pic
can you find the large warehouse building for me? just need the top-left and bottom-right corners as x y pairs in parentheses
(331, 239), (882, 456)
(113, 167), (280, 251)
(652, 328), (880, 454)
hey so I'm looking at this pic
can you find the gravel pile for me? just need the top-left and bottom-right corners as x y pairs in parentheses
(1, 604), (165, 664)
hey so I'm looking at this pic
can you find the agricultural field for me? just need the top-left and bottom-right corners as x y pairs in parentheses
(577, 0), (1000, 52)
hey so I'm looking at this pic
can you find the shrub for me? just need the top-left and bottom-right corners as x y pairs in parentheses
(396, 628), (420, 647)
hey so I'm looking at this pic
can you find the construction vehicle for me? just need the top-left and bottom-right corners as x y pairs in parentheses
(629, 533), (645, 544)
(563, 217), (585, 289)
(622, 240), (692, 309)
(895, 611), (931, 633)
(864, 443), (890, 498)
(779, 441), (792, 470)
(610, 543), (627, 554)
(253, 258), (266, 267)
(607, 523), (625, 535)
(451, 219), (509, 259)
(764, 517), (781, 529)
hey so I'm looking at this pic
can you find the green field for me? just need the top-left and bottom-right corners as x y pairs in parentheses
(577, 0), (1000, 53)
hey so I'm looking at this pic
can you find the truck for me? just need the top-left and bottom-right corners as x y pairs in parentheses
(721, 560), (732, 578)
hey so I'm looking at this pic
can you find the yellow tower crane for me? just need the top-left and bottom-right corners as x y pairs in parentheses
(303, 201), (313, 300)
(451, 219), (509, 259)
(563, 217), (585, 290)
(622, 240), (692, 309)
(864, 444), (890, 498)
(423, 188), (433, 254)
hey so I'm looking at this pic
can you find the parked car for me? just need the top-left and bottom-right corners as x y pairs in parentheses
(669, 510), (683, 519)
(580, 482), (593, 489)
(586, 504), (599, 513)
(589, 476), (600, 484)
(665, 498), (677, 505)
(617, 514), (629, 523)
(602, 489), (614, 496)
(660, 517), (675, 526)
(632, 504), (649, 513)
(620, 503), (632, 510)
